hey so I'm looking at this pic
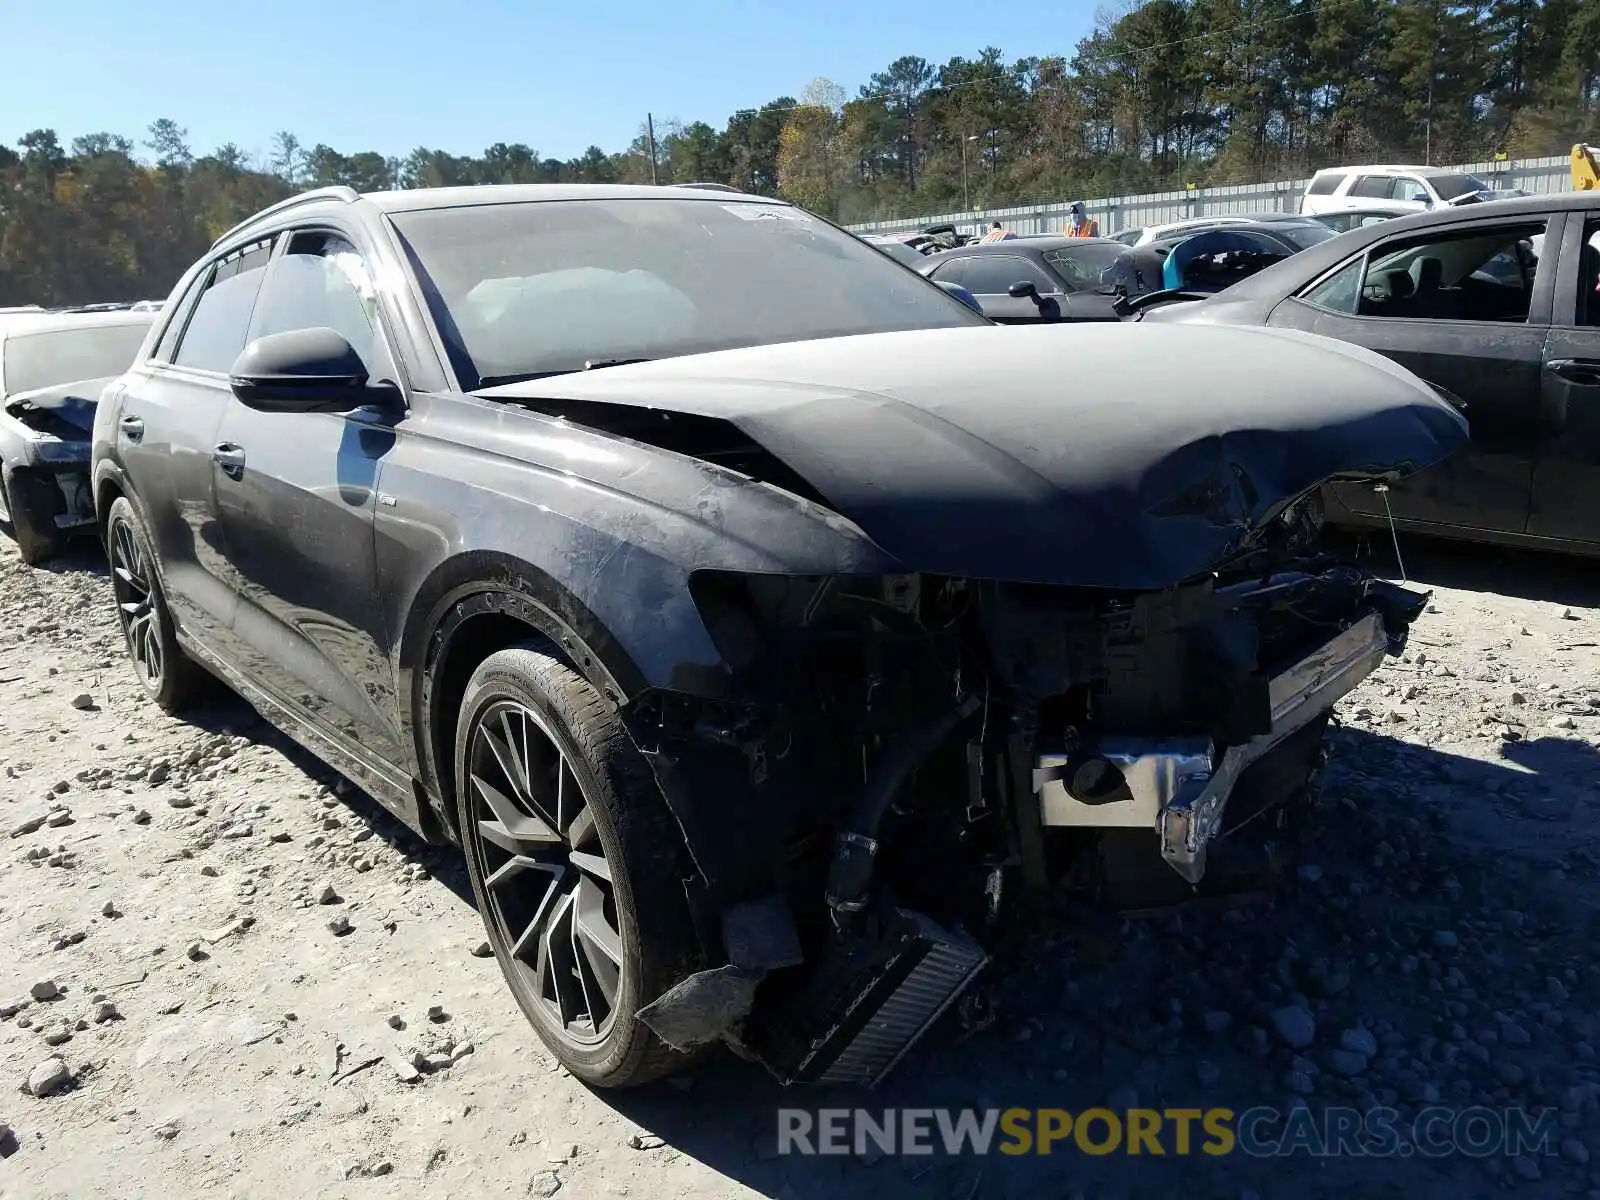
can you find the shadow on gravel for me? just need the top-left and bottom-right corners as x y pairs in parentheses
(1349, 530), (1600, 611)
(177, 688), (477, 910)
(596, 725), (1600, 1200)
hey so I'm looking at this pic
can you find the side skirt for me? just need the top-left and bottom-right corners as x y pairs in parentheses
(175, 629), (442, 842)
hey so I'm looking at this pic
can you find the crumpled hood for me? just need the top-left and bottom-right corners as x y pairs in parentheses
(4, 374), (119, 435)
(481, 323), (1468, 590)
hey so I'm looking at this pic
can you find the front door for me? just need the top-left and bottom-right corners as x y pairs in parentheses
(1528, 214), (1600, 547)
(1267, 214), (1555, 536)
(212, 228), (406, 766)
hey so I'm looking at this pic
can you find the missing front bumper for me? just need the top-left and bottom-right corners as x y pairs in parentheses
(1035, 609), (1393, 884)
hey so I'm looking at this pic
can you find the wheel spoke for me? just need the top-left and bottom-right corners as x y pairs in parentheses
(540, 890), (580, 1026)
(468, 698), (625, 1047)
(567, 850), (611, 883)
(473, 774), (561, 853)
(573, 876), (623, 967)
(574, 904), (621, 1023)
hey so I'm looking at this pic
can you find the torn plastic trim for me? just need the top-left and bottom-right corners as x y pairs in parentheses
(1035, 607), (1394, 883)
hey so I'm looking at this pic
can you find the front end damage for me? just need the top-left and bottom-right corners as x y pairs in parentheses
(627, 496), (1428, 1086)
(484, 322), (1465, 1086)
(0, 382), (105, 539)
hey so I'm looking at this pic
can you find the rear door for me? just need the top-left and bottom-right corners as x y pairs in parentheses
(1266, 213), (1558, 535)
(1528, 214), (1600, 547)
(114, 238), (275, 647)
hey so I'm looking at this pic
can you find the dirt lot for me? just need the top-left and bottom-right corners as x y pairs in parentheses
(1, 533), (1598, 1200)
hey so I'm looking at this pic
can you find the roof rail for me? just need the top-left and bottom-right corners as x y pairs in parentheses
(209, 185), (360, 250)
(677, 181), (742, 193)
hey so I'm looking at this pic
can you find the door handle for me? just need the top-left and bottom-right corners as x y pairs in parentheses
(213, 442), (247, 477)
(119, 415), (145, 440)
(1546, 358), (1600, 386)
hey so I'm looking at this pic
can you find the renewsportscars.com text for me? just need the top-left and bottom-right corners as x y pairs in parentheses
(776, 1106), (1560, 1158)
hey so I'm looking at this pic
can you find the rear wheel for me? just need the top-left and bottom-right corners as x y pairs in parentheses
(453, 643), (704, 1087)
(106, 496), (208, 714)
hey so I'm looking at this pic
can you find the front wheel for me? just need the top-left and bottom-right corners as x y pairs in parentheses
(453, 643), (704, 1087)
(105, 496), (208, 714)
(1, 464), (66, 565)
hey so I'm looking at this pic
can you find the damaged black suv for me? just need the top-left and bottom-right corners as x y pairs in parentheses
(93, 184), (1466, 1089)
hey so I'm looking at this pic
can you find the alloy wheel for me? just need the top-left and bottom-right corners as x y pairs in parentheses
(108, 513), (164, 691)
(467, 700), (625, 1046)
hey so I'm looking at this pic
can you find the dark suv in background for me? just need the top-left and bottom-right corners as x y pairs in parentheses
(93, 183), (1457, 1089)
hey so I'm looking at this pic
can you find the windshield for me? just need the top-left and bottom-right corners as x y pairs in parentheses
(391, 198), (986, 385)
(1043, 244), (1130, 290)
(1431, 173), (1493, 200)
(1274, 222), (1338, 250)
(2, 321), (149, 396)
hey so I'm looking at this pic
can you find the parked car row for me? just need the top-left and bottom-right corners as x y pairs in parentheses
(4, 177), (1584, 1096)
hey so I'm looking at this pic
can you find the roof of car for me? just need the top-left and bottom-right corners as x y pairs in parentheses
(929, 236), (1119, 254)
(361, 183), (779, 212)
(210, 182), (792, 250)
(1311, 164), (1483, 177)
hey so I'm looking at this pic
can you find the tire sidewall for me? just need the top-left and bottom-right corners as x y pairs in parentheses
(453, 650), (660, 1084)
(106, 496), (185, 710)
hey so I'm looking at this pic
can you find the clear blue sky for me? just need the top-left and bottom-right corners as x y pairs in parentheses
(2, 0), (1097, 164)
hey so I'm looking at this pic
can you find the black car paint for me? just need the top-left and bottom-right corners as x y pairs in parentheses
(918, 238), (1129, 323)
(1144, 193), (1600, 555)
(94, 186), (1464, 903)
(481, 323), (1466, 592)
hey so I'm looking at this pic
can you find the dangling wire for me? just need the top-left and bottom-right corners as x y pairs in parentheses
(1375, 483), (1407, 584)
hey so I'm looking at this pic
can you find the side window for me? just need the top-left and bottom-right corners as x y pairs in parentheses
(928, 258), (969, 287)
(1350, 175), (1394, 200)
(153, 270), (208, 363)
(172, 240), (274, 373)
(1306, 173), (1343, 197)
(962, 255), (1057, 296)
(248, 231), (381, 368)
(1389, 177), (1426, 202)
(1308, 222), (1547, 323)
(1578, 225), (1600, 326)
(1302, 258), (1365, 315)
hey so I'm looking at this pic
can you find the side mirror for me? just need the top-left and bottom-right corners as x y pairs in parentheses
(1007, 280), (1040, 300)
(933, 280), (985, 314)
(229, 327), (381, 413)
(1411, 192), (1430, 205)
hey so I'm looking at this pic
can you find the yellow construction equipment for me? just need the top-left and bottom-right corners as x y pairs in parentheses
(1572, 144), (1600, 190)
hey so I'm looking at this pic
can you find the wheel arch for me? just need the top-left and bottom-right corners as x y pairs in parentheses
(401, 550), (657, 840)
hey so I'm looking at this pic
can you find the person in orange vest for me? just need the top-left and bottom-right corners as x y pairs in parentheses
(1065, 201), (1100, 237)
(979, 220), (1016, 243)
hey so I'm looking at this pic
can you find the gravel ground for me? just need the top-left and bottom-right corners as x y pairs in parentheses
(1, 533), (1598, 1200)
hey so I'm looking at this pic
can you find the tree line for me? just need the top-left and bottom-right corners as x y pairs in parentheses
(5, 0), (1600, 306)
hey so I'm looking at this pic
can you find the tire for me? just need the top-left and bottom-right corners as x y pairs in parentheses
(453, 642), (704, 1088)
(2, 464), (66, 565)
(105, 496), (208, 714)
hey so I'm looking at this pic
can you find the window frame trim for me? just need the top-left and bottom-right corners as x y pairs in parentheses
(159, 234), (280, 381)
(245, 224), (406, 392)
(1288, 212), (1563, 328)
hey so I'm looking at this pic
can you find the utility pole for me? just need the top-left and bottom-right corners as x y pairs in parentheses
(646, 112), (659, 184)
(961, 134), (979, 211)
